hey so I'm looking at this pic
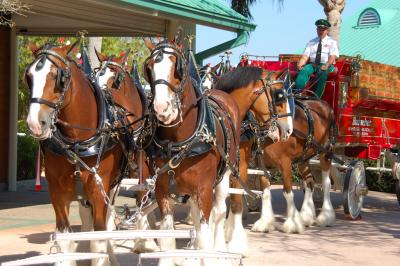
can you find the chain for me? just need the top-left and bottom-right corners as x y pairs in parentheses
(92, 167), (112, 207)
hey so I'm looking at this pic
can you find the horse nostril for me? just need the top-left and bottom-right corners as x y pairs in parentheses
(162, 102), (170, 113)
(40, 120), (47, 127)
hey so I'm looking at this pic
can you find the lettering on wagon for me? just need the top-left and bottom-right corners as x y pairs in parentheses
(348, 117), (374, 136)
(352, 117), (372, 126)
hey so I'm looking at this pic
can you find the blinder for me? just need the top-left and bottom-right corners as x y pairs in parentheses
(143, 43), (186, 87)
(56, 68), (69, 91)
(96, 60), (127, 90)
(272, 88), (288, 105)
(26, 49), (72, 110)
(175, 57), (183, 80)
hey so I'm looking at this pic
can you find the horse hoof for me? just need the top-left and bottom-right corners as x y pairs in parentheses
(251, 218), (275, 232)
(184, 217), (194, 225)
(228, 242), (249, 257)
(282, 219), (305, 234)
(133, 239), (159, 253)
(316, 211), (336, 227)
(300, 211), (315, 227)
(158, 258), (176, 266)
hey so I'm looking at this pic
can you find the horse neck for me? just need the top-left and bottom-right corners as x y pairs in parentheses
(158, 80), (198, 141)
(230, 85), (258, 122)
(58, 64), (98, 141)
(112, 76), (143, 120)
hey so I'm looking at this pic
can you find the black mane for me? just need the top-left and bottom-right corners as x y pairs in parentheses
(214, 66), (262, 93)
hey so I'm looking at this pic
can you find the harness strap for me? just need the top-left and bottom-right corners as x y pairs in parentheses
(30, 97), (58, 109)
(292, 100), (316, 163)
(208, 96), (259, 199)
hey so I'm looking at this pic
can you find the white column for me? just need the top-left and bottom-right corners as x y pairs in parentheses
(8, 28), (18, 191)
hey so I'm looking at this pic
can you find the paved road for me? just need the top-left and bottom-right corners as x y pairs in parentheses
(0, 180), (399, 265)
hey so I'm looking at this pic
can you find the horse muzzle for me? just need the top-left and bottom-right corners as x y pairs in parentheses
(277, 118), (293, 142)
(26, 112), (53, 140)
(153, 100), (179, 125)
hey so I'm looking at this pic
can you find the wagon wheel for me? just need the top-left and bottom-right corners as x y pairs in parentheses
(343, 160), (368, 219)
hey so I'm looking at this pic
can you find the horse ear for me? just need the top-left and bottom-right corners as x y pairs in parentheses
(95, 48), (107, 62)
(28, 42), (39, 54)
(66, 41), (79, 55)
(143, 37), (155, 51)
(121, 48), (131, 62)
(211, 63), (221, 73)
(173, 26), (184, 46)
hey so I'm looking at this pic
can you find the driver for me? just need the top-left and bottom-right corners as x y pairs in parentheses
(295, 19), (339, 98)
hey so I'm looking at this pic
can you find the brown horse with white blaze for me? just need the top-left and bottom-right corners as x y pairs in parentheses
(249, 98), (337, 233)
(215, 67), (336, 236)
(25, 42), (134, 265)
(143, 34), (241, 265)
(95, 49), (159, 252)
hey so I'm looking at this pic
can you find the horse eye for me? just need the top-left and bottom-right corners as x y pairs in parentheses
(275, 92), (286, 104)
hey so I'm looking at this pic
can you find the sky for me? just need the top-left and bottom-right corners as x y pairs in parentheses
(196, 0), (371, 65)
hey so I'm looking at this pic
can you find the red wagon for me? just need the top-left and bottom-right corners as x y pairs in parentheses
(241, 53), (400, 218)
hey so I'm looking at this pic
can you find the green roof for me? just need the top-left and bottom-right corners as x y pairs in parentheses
(340, 0), (400, 66)
(121, 0), (256, 32)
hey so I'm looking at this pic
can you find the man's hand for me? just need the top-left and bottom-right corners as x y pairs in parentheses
(297, 64), (304, 71)
(320, 64), (329, 71)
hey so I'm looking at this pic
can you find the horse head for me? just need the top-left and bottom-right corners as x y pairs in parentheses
(215, 67), (293, 142)
(25, 42), (79, 140)
(95, 48), (147, 132)
(255, 70), (294, 141)
(95, 48), (130, 91)
(143, 32), (188, 126)
(199, 63), (220, 91)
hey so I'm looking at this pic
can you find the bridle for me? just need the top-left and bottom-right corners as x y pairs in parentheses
(95, 59), (128, 90)
(248, 72), (293, 139)
(28, 49), (72, 109)
(144, 42), (188, 127)
(26, 49), (72, 133)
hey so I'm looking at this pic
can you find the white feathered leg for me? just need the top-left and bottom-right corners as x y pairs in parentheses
(158, 214), (176, 266)
(211, 169), (230, 252)
(226, 208), (249, 257)
(282, 191), (304, 234)
(251, 187), (275, 232)
(54, 228), (77, 266)
(300, 183), (316, 227)
(133, 212), (160, 252)
(316, 170), (336, 226)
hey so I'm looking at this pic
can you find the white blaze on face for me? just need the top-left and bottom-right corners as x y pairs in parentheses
(97, 67), (114, 89)
(286, 99), (294, 135)
(277, 95), (294, 141)
(152, 48), (179, 124)
(202, 69), (213, 91)
(26, 58), (52, 136)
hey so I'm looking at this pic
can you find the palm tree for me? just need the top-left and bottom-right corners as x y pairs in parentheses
(230, 0), (346, 44)
(318, 0), (346, 44)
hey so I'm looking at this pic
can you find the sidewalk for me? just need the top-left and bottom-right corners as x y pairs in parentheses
(0, 180), (399, 265)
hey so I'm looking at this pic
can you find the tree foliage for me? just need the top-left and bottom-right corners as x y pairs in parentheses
(0, 0), (31, 27)
(230, 0), (284, 19)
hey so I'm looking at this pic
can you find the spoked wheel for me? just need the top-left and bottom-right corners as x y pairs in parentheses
(343, 160), (368, 219)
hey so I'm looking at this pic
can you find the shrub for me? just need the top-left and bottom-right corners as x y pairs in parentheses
(17, 120), (39, 180)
